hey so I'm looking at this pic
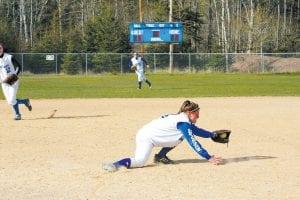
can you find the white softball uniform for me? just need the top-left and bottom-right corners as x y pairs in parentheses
(130, 113), (190, 168)
(130, 56), (146, 81)
(0, 53), (19, 105)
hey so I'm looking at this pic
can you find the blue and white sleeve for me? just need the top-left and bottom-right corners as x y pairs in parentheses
(129, 59), (133, 67)
(177, 122), (212, 160)
(12, 56), (22, 75)
(190, 124), (215, 138)
(141, 57), (148, 65)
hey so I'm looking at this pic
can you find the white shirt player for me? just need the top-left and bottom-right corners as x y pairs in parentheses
(130, 56), (145, 72)
(129, 112), (214, 168)
(102, 101), (224, 172)
(0, 53), (20, 106)
(0, 44), (31, 120)
(0, 53), (18, 81)
(130, 55), (147, 82)
(129, 53), (152, 89)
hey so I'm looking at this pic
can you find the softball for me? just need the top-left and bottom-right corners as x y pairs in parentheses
(220, 133), (227, 139)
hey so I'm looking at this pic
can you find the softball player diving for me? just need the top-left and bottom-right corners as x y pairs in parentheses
(0, 42), (32, 120)
(129, 52), (152, 89)
(102, 100), (223, 172)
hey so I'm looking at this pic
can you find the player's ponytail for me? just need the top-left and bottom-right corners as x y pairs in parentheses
(178, 100), (200, 114)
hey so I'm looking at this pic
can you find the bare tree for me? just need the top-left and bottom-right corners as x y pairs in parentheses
(283, 0), (287, 35)
(36, 0), (49, 23)
(298, 0), (300, 28)
(207, 0), (213, 53)
(80, 0), (87, 38)
(225, 0), (231, 51)
(234, 0), (242, 52)
(213, 0), (221, 46)
(19, 0), (29, 45)
(242, 0), (254, 53)
(221, 0), (228, 53)
(56, 0), (63, 43)
(30, 0), (33, 47)
(1, 0), (299, 53)
(276, 0), (280, 49)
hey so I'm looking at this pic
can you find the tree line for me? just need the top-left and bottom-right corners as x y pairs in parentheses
(0, 0), (299, 54)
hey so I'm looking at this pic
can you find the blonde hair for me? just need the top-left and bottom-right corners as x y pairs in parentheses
(178, 100), (200, 114)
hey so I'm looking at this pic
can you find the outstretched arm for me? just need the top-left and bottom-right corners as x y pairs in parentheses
(128, 59), (133, 68)
(141, 57), (148, 65)
(177, 122), (211, 160)
(178, 122), (223, 165)
(141, 56), (150, 68)
(190, 124), (215, 138)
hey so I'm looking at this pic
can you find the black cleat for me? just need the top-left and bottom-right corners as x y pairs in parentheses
(25, 99), (32, 111)
(154, 154), (175, 164)
(14, 114), (21, 120)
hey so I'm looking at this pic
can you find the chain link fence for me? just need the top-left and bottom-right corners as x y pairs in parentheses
(11, 53), (300, 75)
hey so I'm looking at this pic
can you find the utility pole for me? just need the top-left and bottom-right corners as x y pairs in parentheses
(139, 0), (144, 54)
(169, 0), (173, 73)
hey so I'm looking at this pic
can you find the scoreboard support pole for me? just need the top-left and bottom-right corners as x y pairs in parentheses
(139, 0), (145, 54)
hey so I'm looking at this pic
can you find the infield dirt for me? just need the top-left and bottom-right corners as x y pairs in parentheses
(0, 97), (299, 199)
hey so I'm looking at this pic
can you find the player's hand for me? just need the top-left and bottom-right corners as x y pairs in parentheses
(208, 155), (223, 165)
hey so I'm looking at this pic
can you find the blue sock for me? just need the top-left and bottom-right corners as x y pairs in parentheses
(17, 98), (28, 105)
(157, 147), (174, 158)
(114, 158), (131, 168)
(12, 103), (20, 115)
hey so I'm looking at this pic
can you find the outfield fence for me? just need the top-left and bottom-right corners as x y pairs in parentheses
(11, 52), (300, 75)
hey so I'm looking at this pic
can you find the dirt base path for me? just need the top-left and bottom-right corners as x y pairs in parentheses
(0, 97), (299, 200)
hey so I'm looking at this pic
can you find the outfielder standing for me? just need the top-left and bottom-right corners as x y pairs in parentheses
(129, 52), (152, 89)
(102, 100), (225, 172)
(0, 42), (32, 120)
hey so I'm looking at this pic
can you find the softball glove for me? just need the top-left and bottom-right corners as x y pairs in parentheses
(212, 129), (231, 144)
(131, 65), (137, 71)
(2, 74), (19, 85)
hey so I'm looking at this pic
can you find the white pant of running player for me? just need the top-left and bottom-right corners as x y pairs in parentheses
(1, 80), (19, 105)
(130, 130), (183, 168)
(135, 69), (146, 82)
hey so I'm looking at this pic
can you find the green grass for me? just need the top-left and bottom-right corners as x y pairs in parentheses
(2, 73), (300, 99)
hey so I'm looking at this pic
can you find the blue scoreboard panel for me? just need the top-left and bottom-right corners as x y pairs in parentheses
(129, 22), (183, 43)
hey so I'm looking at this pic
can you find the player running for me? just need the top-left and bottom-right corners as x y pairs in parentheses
(129, 52), (152, 89)
(102, 100), (223, 172)
(0, 42), (32, 120)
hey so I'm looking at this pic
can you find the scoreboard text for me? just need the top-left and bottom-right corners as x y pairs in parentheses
(129, 22), (183, 43)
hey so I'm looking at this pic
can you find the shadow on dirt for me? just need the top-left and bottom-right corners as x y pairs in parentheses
(224, 155), (277, 164)
(174, 155), (277, 165)
(25, 109), (109, 120)
(26, 114), (109, 120)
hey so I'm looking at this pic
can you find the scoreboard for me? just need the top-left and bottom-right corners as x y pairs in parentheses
(129, 22), (183, 43)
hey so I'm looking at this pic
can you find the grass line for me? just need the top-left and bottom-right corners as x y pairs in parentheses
(1, 73), (299, 99)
